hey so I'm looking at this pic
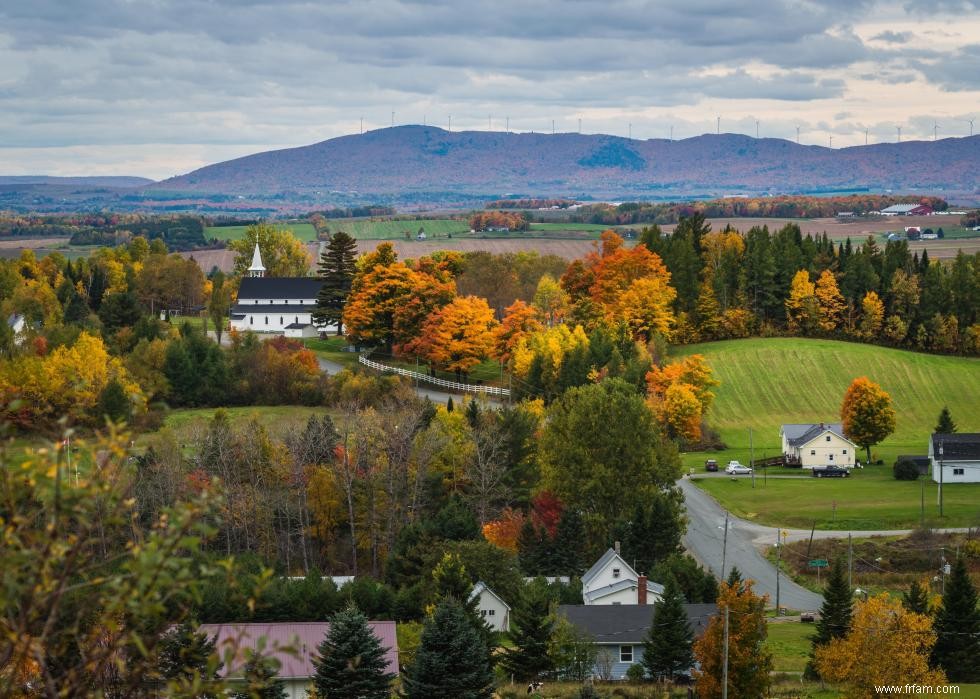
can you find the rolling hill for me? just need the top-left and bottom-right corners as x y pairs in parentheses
(671, 337), (980, 458)
(151, 126), (980, 202)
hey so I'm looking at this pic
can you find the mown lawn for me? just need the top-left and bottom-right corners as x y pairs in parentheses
(205, 222), (318, 242)
(303, 336), (359, 368)
(318, 218), (470, 240)
(765, 621), (814, 673)
(672, 337), (980, 529)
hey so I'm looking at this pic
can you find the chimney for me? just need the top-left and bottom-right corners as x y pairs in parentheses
(614, 541), (621, 555)
(638, 574), (648, 605)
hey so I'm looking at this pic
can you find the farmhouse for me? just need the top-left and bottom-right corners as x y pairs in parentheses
(880, 203), (933, 216)
(228, 244), (327, 338)
(559, 603), (716, 680)
(470, 580), (511, 632)
(199, 620), (398, 698)
(929, 433), (980, 483)
(780, 423), (858, 469)
(582, 546), (664, 606)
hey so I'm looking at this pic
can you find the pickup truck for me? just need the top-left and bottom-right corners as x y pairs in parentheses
(812, 466), (850, 478)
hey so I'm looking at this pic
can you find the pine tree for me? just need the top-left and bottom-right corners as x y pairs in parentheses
(231, 654), (288, 699)
(95, 378), (130, 423)
(931, 557), (980, 682)
(643, 577), (695, 682)
(156, 623), (221, 694)
(726, 567), (744, 590)
(312, 606), (394, 699)
(807, 558), (852, 679)
(401, 600), (495, 699)
(313, 230), (358, 334)
(902, 579), (930, 615)
(500, 584), (554, 682)
(935, 406), (957, 434)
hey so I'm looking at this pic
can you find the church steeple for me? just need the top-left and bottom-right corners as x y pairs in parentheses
(247, 242), (266, 278)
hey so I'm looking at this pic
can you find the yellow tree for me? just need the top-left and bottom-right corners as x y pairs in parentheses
(815, 595), (946, 699)
(815, 269), (845, 332)
(611, 276), (677, 342)
(229, 222), (312, 277)
(859, 290), (885, 339)
(841, 376), (896, 463)
(416, 295), (498, 379)
(495, 300), (543, 363)
(661, 382), (703, 442)
(532, 274), (569, 327)
(694, 580), (773, 699)
(785, 269), (819, 334)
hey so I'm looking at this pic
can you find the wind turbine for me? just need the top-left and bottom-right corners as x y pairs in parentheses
(796, 126), (800, 144)
(716, 116), (721, 134)
(897, 125), (902, 143)
(756, 120), (760, 139)
(865, 128), (869, 146)
(968, 118), (975, 137)
(829, 135), (833, 149)
(934, 122), (939, 141)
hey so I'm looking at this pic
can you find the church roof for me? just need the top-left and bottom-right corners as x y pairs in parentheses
(237, 277), (323, 300)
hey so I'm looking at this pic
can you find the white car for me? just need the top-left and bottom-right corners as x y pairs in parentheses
(726, 461), (753, 475)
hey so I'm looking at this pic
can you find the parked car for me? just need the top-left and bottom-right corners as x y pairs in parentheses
(705, 459), (719, 472)
(813, 466), (850, 478)
(800, 611), (816, 622)
(725, 461), (753, 475)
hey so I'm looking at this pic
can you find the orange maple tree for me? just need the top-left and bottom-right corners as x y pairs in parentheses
(495, 299), (544, 362)
(413, 295), (498, 378)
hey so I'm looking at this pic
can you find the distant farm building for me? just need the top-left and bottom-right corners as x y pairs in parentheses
(930, 433), (980, 483)
(880, 203), (933, 216)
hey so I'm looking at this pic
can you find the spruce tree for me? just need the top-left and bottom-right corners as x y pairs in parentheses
(935, 406), (957, 434)
(500, 584), (554, 682)
(642, 577), (695, 682)
(156, 623), (220, 694)
(931, 557), (980, 682)
(726, 566), (744, 590)
(313, 231), (358, 334)
(902, 579), (930, 615)
(312, 606), (394, 699)
(231, 654), (288, 699)
(807, 558), (852, 678)
(401, 600), (495, 699)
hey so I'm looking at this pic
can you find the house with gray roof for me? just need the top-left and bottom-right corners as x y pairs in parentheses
(780, 422), (858, 469)
(470, 580), (511, 632)
(559, 603), (716, 680)
(581, 547), (664, 606)
(930, 433), (980, 483)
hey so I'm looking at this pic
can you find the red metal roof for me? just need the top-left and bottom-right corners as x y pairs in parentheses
(198, 621), (398, 680)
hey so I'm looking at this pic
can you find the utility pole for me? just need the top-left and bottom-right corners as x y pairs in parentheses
(722, 606), (730, 699)
(921, 476), (925, 528)
(721, 513), (729, 580)
(938, 440), (944, 516)
(775, 532), (782, 612)
(750, 427), (755, 488)
(848, 533), (853, 592)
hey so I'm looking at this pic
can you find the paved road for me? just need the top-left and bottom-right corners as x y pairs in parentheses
(317, 357), (503, 407)
(680, 478), (825, 610)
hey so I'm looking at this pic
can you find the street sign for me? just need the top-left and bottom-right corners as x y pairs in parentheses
(809, 559), (829, 568)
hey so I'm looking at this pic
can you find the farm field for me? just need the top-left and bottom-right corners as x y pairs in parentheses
(673, 337), (980, 528)
(205, 222), (318, 242)
(318, 217), (469, 239)
(148, 405), (329, 446)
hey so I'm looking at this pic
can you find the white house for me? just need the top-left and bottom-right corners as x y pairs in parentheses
(930, 433), (980, 483)
(470, 581), (511, 632)
(6, 314), (26, 345)
(780, 423), (858, 468)
(559, 604), (716, 680)
(199, 620), (398, 698)
(229, 244), (327, 338)
(581, 547), (664, 606)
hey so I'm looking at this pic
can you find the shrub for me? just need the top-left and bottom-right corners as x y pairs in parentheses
(893, 459), (920, 481)
(625, 663), (647, 683)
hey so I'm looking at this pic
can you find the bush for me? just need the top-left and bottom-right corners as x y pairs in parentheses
(893, 459), (920, 480)
(625, 663), (647, 683)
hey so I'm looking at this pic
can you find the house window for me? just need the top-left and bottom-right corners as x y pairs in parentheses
(280, 317), (283, 325)
(826, 436), (831, 441)
(265, 317), (269, 325)
(285, 300), (289, 304)
(843, 449), (848, 455)
(249, 316), (253, 325)
(828, 454), (834, 461)
(811, 449), (816, 456)
(295, 316), (299, 324)
(254, 300), (257, 304)
(620, 646), (633, 663)
(612, 568), (621, 578)
(954, 468), (965, 475)
(488, 609), (495, 616)
(481, 610), (487, 617)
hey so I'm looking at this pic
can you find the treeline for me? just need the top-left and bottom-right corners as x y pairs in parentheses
(310, 205), (397, 219)
(0, 212), (209, 250)
(486, 198), (579, 209)
(565, 195), (949, 225)
(468, 211), (530, 231)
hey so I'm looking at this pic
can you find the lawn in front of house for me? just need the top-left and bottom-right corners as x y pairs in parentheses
(765, 620), (814, 673)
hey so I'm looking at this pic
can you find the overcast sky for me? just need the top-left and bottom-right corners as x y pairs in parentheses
(2, 0), (979, 180)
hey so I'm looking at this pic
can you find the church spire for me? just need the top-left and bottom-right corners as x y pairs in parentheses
(247, 242), (266, 278)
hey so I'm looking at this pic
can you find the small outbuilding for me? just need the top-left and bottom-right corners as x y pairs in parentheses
(930, 433), (980, 483)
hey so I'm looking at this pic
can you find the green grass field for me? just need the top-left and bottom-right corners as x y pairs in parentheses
(303, 336), (359, 369)
(318, 218), (470, 240)
(205, 222), (318, 242)
(765, 621), (813, 673)
(672, 338), (980, 529)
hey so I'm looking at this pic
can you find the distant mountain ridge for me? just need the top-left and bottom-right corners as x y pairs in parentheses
(0, 176), (154, 188)
(151, 126), (980, 201)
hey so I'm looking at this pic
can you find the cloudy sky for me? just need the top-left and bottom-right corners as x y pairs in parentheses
(2, 0), (979, 180)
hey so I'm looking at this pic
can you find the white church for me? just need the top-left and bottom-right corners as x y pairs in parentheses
(229, 244), (328, 338)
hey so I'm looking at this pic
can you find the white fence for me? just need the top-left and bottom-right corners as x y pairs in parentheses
(358, 356), (511, 397)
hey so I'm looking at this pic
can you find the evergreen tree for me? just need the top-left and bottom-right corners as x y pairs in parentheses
(95, 378), (130, 423)
(156, 622), (221, 694)
(312, 605), (394, 699)
(313, 231), (358, 334)
(902, 579), (930, 615)
(550, 508), (587, 576)
(642, 577), (695, 682)
(932, 557), (980, 682)
(231, 654), (288, 699)
(615, 494), (683, 576)
(807, 558), (852, 678)
(401, 600), (495, 699)
(427, 494), (480, 541)
(500, 583), (554, 682)
(935, 406), (957, 434)
(726, 566), (744, 590)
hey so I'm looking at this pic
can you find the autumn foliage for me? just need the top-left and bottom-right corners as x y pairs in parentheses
(841, 376), (897, 462)
(646, 355), (719, 442)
